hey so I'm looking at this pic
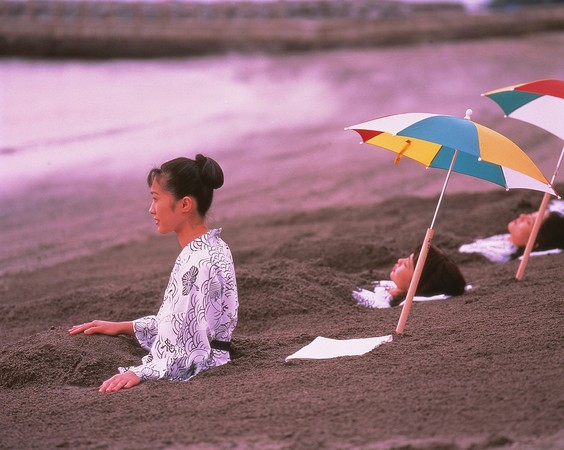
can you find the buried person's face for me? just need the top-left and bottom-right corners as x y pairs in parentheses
(390, 254), (415, 292)
(507, 211), (546, 247)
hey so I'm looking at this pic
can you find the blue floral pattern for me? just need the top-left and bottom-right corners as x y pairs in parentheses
(119, 229), (238, 382)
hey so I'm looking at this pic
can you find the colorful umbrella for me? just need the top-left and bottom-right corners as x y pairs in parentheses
(483, 79), (564, 139)
(346, 110), (557, 334)
(483, 79), (564, 280)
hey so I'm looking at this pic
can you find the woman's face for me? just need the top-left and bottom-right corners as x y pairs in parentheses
(508, 212), (544, 247)
(148, 179), (183, 235)
(390, 254), (415, 292)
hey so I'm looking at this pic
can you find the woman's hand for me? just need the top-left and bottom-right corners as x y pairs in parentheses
(68, 320), (134, 336)
(99, 371), (141, 393)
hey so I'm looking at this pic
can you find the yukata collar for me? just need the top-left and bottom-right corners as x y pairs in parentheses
(202, 228), (222, 242)
(187, 228), (222, 248)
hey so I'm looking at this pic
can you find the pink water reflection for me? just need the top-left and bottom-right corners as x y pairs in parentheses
(0, 55), (342, 192)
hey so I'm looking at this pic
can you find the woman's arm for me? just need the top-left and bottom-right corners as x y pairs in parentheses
(123, 259), (223, 382)
(68, 320), (134, 336)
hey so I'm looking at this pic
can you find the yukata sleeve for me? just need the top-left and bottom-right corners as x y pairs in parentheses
(132, 315), (158, 351)
(123, 258), (220, 382)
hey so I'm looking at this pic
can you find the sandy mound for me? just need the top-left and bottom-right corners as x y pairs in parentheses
(0, 328), (144, 388)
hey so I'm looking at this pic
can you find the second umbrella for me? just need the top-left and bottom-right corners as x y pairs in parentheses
(346, 109), (557, 334)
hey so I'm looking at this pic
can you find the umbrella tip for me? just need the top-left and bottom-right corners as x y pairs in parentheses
(464, 109), (473, 120)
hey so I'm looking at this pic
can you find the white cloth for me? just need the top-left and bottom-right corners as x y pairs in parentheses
(458, 233), (516, 263)
(518, 248), (562, 259)
(285, 335), (393, 362)
(548, 199), (564, 216)
(352, 281), (394, 309)
(119, 229), (238, 382)
(352, 280), (451, 309)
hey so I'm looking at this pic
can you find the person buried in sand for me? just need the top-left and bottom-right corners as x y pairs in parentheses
(69, 154), (238, 393)
(458, 204), (564, 263)
(352, 244), (467, 309)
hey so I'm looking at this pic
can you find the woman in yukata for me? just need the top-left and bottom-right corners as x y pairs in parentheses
(353, 244), (467, 309)
(69, 154), (238, 393)
(458, 201), (564, 263)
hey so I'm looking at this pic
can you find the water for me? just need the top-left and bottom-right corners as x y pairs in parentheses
(0, 52), (351, 274)
(0, 55), (341, 196)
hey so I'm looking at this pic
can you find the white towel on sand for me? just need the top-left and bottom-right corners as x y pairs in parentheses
(519, 248), (562, 259)
(285, 335), (393, 362)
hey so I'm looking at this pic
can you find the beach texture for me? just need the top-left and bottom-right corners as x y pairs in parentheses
(1, 32), (564, 449)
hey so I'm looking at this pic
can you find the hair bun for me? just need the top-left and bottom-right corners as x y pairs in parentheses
(195, 154), (224, 190)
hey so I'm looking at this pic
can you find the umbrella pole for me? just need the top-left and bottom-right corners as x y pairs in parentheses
(395, 227), (435, 334)
(515, 145), (564, 281)
(396, 150), (458, 334)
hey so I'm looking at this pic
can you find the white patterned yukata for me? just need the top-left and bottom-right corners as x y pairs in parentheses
(458, 233), (517, 263)
(119, 229), (238, 382)
(352, 280), (456, 309)
(352, 281), (395, 309)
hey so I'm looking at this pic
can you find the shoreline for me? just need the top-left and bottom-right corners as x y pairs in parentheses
(1, 5), (563, 58)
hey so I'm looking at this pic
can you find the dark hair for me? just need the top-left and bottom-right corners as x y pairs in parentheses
(535, 212), (564, 251)
(512, 212), (564, 259)
(147, 154), (224, 217)
(390, 244), (466, 307)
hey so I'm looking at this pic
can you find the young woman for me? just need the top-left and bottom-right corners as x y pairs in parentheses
(459, 205), (564, 263)
(69, 154), (238, 393)
(353, 244), (467, 309)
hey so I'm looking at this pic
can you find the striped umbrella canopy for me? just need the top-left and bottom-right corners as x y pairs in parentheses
(347, 111), (556, 196)
(483, 78), (564, 280)
(346, 110), (557, 334)
(483, 78), (564, 139)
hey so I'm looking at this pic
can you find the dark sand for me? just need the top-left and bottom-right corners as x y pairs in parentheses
(1, 34), (564, 449)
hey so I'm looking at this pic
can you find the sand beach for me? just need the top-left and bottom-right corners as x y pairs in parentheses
(1, 30), (563, 449)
